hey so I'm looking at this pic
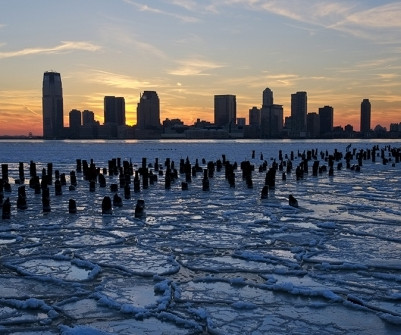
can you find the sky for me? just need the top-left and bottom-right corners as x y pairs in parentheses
(1, 0), (401, 136)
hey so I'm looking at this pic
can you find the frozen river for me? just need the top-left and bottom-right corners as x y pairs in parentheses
(1, 139), (401, 334)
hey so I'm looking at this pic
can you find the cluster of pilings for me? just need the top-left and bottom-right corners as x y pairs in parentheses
(238, 145), (400, 206)
(0, 158), (143, 219)
(1, 144), (401, 219)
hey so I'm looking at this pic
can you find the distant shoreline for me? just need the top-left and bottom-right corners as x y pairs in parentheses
(0, 136), (42, 140)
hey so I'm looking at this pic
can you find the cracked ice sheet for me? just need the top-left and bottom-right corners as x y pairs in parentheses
(1, 140), (401, 334)
(64, 318), (194, 335)
(177, 280), (393, 334)
(0, 276), (79, 298)
(77, 246), (179, 276)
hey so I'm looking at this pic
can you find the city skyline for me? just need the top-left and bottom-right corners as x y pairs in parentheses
(1, 1), (401, 136)
(44, 76), (387, 140)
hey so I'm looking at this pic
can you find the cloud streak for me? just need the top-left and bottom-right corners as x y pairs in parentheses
(168, 58), (224, 76)
(118, 1), (401, 43)
(0, 41), (101, 59)
(342, 3), (401, 28)
(131, 38), (167, 59)
(123, 0), (200, 23)
(258, 1), (401, 41)
(170, 0), (198, 11)
(86, 70), (154, 89)
(24, 106), (40, 116)
(196, 1), (401, 41)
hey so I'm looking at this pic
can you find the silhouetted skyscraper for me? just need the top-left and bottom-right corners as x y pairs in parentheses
(262, 88), (273, 107)
(360, 99), (371, 134)
(115, 97), (125, 125)
(214, 95), (236, 127)
(291, 91), (307, 137)
(260, 104), (283, 138)
(137, 91), (160, 129)
(249, 107), (261, 127)
(307, 112), (320, 138)
(42, 71), (63, 139)
(69, 109), (81, 139)
(319, 105), (333, 135)
(81, 110), (97, 139)
(104, 96), (125, 125)
(259, 88), (283, 138)
(82, 110), (95, 126)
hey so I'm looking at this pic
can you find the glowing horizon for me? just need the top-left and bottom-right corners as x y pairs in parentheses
(1, 1), (401, 136)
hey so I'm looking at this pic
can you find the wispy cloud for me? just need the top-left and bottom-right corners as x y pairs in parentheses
(0, 89), (40, 101)
(355, 57), (398, 69)
(86, 70), (154, 89)
(216, 72), (301, 91)
(0, 89), (42, 135)
(97, 21), (167, 59)
(263, 73), (301, 87)
(131, 38), (167, 59)
(377, 73), (399, 80)
(258, 1), (401, 42)
(123, 0), (200, 23)
(203, 1), (400, 42)
(170, 0), (198, 11)
(254, 1), (357, 28)
(329, 2), (401, 41)
(24, 106), (40, 116)
(0, 41), (101, 59)
(168, 58), (224, 76)
(344, 3), (401, 28)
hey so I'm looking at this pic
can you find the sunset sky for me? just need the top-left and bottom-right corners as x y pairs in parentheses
(1, 0), (401, 136)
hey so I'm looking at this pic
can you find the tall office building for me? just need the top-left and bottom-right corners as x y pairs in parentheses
(214, 95), (236, 127)
(42, 71), (64, 139)
(319, 105), (334, 135)
(262, 88), (273, 107)
(81, 110), (97, 139)
(115, 97), (125, 125)
(307, 112), (320, 138)
(69, 109), (81, 127)
(291, 91), (307, 137)
(249, 107), (261, 127)
(360, 99), (371, 134)
(104, 96), (125, 125)
(137, 91), (161, 129)
(259, 88), (283, 138)
(260, 104), (283, 138)
(82, 110), (95, 126)
(69, 109), (81, 139)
